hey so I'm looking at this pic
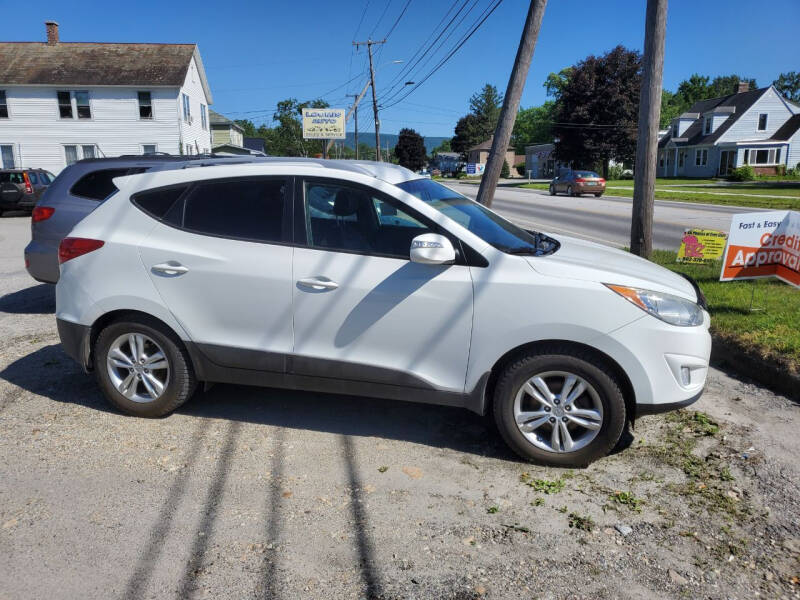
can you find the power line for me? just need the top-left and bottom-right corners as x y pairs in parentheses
(381, 0), (505, 110)
(369, 0), (394, 38)
(383, 0), (413, 39)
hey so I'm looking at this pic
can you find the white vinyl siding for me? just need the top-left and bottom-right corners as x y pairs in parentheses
(718, 87), (795, 143)
(176, 56), (213, 154)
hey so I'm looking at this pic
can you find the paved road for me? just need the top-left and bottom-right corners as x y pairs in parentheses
(448, 182), (762, 250)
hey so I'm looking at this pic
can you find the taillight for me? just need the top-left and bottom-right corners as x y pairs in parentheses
(599, 178), (606, 184)
(58, 237), (104, 264)
(22, 172), (33, 194)
(32, 206), (55, 222)
(575, 178), (586, 183)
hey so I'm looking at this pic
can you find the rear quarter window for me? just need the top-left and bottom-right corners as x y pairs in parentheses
(70, 167), (146, 200)
(131, 186), (189, 223)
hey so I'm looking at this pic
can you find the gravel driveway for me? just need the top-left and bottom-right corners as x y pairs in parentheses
(1, 215), (798, 599)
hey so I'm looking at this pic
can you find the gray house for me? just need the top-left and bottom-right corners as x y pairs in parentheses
(658, 83), (800, 177)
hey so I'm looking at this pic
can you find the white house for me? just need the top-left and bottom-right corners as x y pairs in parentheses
(658, 83), (800, 177)
(0, 21), (213, 174)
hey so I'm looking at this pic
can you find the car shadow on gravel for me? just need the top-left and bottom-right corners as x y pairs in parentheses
(0, 344), (517, 461)
(0, 283), (55, 314)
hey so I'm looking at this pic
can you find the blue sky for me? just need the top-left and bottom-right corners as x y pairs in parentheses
(7, 0), (800, 138)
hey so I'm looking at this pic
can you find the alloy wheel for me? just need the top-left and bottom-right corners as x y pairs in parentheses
(106, 333), (170, 403)
(513, 371), (603, 453)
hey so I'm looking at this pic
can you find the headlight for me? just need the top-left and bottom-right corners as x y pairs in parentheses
(605, 284), (704, 327)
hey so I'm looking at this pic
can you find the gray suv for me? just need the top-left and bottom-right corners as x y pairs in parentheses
(25, 155), (270, 283)
(1, 168), (54, 215)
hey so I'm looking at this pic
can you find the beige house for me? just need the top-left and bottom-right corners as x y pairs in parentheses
(210, 109), (243, 148)
(466, 138), (520, 176)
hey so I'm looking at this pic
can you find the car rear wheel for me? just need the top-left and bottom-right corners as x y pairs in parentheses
(594, 193), (602, 197)
(94, 317), (197, 418)
(567, 185), (574, 197)
(549, 185), (556, 196)
(492, 347), (626, 467)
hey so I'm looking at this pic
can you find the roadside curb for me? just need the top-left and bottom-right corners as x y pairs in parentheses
(710, 333), (800, 401)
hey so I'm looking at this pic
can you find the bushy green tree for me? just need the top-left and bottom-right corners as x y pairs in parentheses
(511, 101), (555, 152)
(431, 139), (452, 154)
(451, 113), (490, 157)
(774, 71), (800, 102)
(500, 160), (510, 179)
(394, 128), (427, 171)
(550, 45), (641, 178)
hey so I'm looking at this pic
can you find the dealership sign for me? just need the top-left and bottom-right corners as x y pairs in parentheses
(720, 210), (800, 288)
(301, 108), (346, 139)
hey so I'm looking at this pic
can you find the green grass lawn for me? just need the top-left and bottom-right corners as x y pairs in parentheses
(650, 250), (800, 372)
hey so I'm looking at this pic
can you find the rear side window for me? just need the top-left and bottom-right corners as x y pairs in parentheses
(70, 167), (146, 200)
(27, 171), (38, 184)
(0, 172), (23, 184)
(132, 186), (188, 221)
(183, 178), (287, 243)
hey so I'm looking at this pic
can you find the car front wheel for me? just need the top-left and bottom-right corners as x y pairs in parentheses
(94, 317), (197, 418)
(492, 347), (626, 467)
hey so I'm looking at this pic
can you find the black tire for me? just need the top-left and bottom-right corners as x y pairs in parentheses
(594, 193), (602, 198)
(549, 185), (556, 196)
(492, 346), (626, 467)
(94, 316), (197, 418)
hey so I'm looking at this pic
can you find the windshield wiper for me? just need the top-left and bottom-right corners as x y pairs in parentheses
(505, 246), (539, 255)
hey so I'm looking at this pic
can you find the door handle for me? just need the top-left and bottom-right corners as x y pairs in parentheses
(151, 262), (189, 276)
(297, 277), (339, 291)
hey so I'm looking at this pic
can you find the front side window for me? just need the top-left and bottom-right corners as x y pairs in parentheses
(0, 145), (15, 168)
(75, 91), (91, 118)
(183, 178), (286, 243)
(0, 91), (8, 118)
(138, 91), (153, 119)
(396, 178), (557, 255)
(304, 181), (433, 258)
(758, 113), (768, 131)
(182, 93), (191, 122)
(57, 91), (73, 118)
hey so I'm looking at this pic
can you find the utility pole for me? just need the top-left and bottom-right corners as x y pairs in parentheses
(476, 1), (547, 207)
(347, 93), (360, 159)
(630, 0), (668, 259)
(354, 39), (386, 162)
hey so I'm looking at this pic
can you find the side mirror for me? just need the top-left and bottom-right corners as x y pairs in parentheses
(410, 233), (455, 265)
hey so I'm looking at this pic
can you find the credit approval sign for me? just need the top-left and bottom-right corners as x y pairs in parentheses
(720, 210), (800, 288)
(301, 108), (346, 139)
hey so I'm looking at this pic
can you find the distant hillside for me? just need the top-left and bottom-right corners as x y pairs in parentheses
(340, 132), (449, 154)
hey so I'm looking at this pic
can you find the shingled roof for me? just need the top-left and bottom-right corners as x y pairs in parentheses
(0, 41), (212, 102)
(659, 87), (768, 148)
(771, 114), (800, 141)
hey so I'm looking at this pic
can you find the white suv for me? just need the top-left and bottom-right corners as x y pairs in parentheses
(55, 159), (711, 466)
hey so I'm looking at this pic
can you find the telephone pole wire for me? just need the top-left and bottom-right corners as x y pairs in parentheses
(354, 39), (386, 161)
(476, 1), (548, 208)
(630, 0), (668, 258)
(347, 93), (360, 159)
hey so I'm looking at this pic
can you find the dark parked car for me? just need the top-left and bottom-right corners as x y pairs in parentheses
(0, 168), (54, 216)
(24, 154), (272, 283)
(549, 170), (606, 197)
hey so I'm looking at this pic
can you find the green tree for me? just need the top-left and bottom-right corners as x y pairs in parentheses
(234, 119), (258, 137)
(708, 74), (757, 97)
(551, 46), (641, 178)
(267, 98), (330, 157)
(394, 128), (427, 171)
(469, 84), (503, 129)
(511, 101), (555, 152)
(451, 113), (489, 158)
(774, 71), (800, 102)
(431, 139), (452, 154)
(544, 67), (573, 98)
(500, 159), (510, 178)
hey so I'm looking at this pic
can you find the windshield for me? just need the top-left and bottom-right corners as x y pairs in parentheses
(396, 178), (558, 255)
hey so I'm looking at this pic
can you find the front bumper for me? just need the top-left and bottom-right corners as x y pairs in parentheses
(593, 311), (712, 414)
(56, 318), (91, 371)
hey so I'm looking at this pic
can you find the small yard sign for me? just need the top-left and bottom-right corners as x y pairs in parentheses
(677, 229), (727, 264)
(720, 210), (800, 288)
(302, 108), (346, 139)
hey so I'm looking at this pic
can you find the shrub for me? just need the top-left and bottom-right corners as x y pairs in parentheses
(455, 171), (467, 179)
(607, 164), (625, 180)
(776, 164), (786, 176)
(500, 160), (510, 178)
(514, 162), (526, 177)
(729, 165), (755, 181)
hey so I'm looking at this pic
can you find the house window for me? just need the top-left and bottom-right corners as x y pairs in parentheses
(750, 149), (780, 165)
(672, 123), (678, 137)
(57, 91), (73, 118)
(743, 149), (749, 164)
(138, 92), (153, 119)
(75, 91), (91, 119)
(703, 117), (711, 135)
(695, 149), (708, 166)
(0, 91), (7, 118)
(776, 148), (781, 164)
(64, 144), (97, 165)
(1, 144), (15, 168)
(182, 93), (191, 122)
(758, 113), (768, 131)
(200, 104), (207, 130)
(142, 144), (157, 155)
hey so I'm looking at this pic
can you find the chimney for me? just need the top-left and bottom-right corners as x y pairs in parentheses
(737, 81), (750, 94)
(45, 21), (59, 45)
